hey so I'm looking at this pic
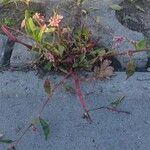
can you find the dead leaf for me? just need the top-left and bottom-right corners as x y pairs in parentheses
(21, 19), (25, 29)
(94, 59), (114, 79)
(44, 79), (52, 95)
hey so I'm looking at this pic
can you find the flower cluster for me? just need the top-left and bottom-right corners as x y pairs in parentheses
(45, 52), (55, 62)
(33, 13), (45, 26)
(112, 35), (125, 49)
(49, 14), (63, 27)
(32, 13), (63, 32)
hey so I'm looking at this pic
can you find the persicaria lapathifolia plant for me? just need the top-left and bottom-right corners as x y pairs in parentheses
(1, 0), (150, 149)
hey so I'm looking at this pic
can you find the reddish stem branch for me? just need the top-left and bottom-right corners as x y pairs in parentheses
(38, 73), (70, 116)
(10, 124), (32, 149)
(1, 25), (32, 49)
(91, 48), (150, 65)
(71, 71), (92, 123)
(8, 74), (70, 149)
(88, 106), (131, 115)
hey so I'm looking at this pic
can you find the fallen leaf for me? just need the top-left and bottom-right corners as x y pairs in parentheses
(44, 79), (52, 95)
(94, 59), (114, 79)
(21, 19), (25, 28)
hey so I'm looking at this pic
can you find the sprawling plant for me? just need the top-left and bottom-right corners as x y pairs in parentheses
(0, 0), (149, 149)
(20, 9), (112, 74)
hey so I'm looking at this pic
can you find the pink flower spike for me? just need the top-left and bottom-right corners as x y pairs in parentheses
(112, 35), (125, 49)
(33, 13), (45, 26)
(49, 14), (63, 27)
(45, 52), (55, 62)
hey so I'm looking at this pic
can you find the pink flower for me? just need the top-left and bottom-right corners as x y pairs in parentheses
(45, 52), (55, 62)
(33, 13), (45, 26)
(80, 47), (87, 53)
(112, 35), (125, 49)
(49, 15), (63, 27)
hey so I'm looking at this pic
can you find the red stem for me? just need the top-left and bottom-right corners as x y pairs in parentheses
(88, 106), (131, 115)
(38, 73), (70, 116)
(1, 25), (32, 49)
(71, 71), (92, 123)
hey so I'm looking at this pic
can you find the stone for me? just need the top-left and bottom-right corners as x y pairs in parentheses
(44, 0), (148, 69)
(0, 34), (8, 66)
(83, 0), (148, 69)
(1, 0), (149, 69)
(10, 36), (37, 66)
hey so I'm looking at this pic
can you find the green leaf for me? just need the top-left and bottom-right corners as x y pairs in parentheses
(27, 18), (36, 32)
(52, 47), (61, 56)
(2, 0), (11, 5)
(0, 139), (14, 144)
(110, 4), (123, 11)
(2, 17), (16, 26)
(81, 27), (89, 40)
(25, 10), (36, 35)
(110, 96), (125, 108)
(79, 53), (86, 63)
(58, 45), (65, 57)
(58, 67), (69, 74)
(72, 63), (78, 68)
(135, 38), (147, 51)
(39, 117), (50, 140)
(63, 83), (75, 94)
(75, 0), (85, 5)
(44, 62), (52, 71)
(32, 29), (42, 42)
(126, 60), (135, 79)
(25, 9), (31, 19)
(35, 28), (55, 43)
(44, 79), (52, 95)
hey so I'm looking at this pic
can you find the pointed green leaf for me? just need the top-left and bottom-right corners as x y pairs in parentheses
(32, 29), (41, 42)
(39, 117), (50, 140)
(58, 45), (65, 57)
(25, 9), (31, 19)
(126, 60), (135, 79)
(44, 79), (52, 95)
(76, 0), (85, 5)
(135, 38), (147, 51)
(25, 10), (36, 35)
(110, 4), (123, 11)
(79, 54), (86, 63)
(28, 18), (36, 32)
(0, 139), (14, 144)
(63, 83), (75, 94)
(110, 96), (125, 108)
(44, 63), (52, 71)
